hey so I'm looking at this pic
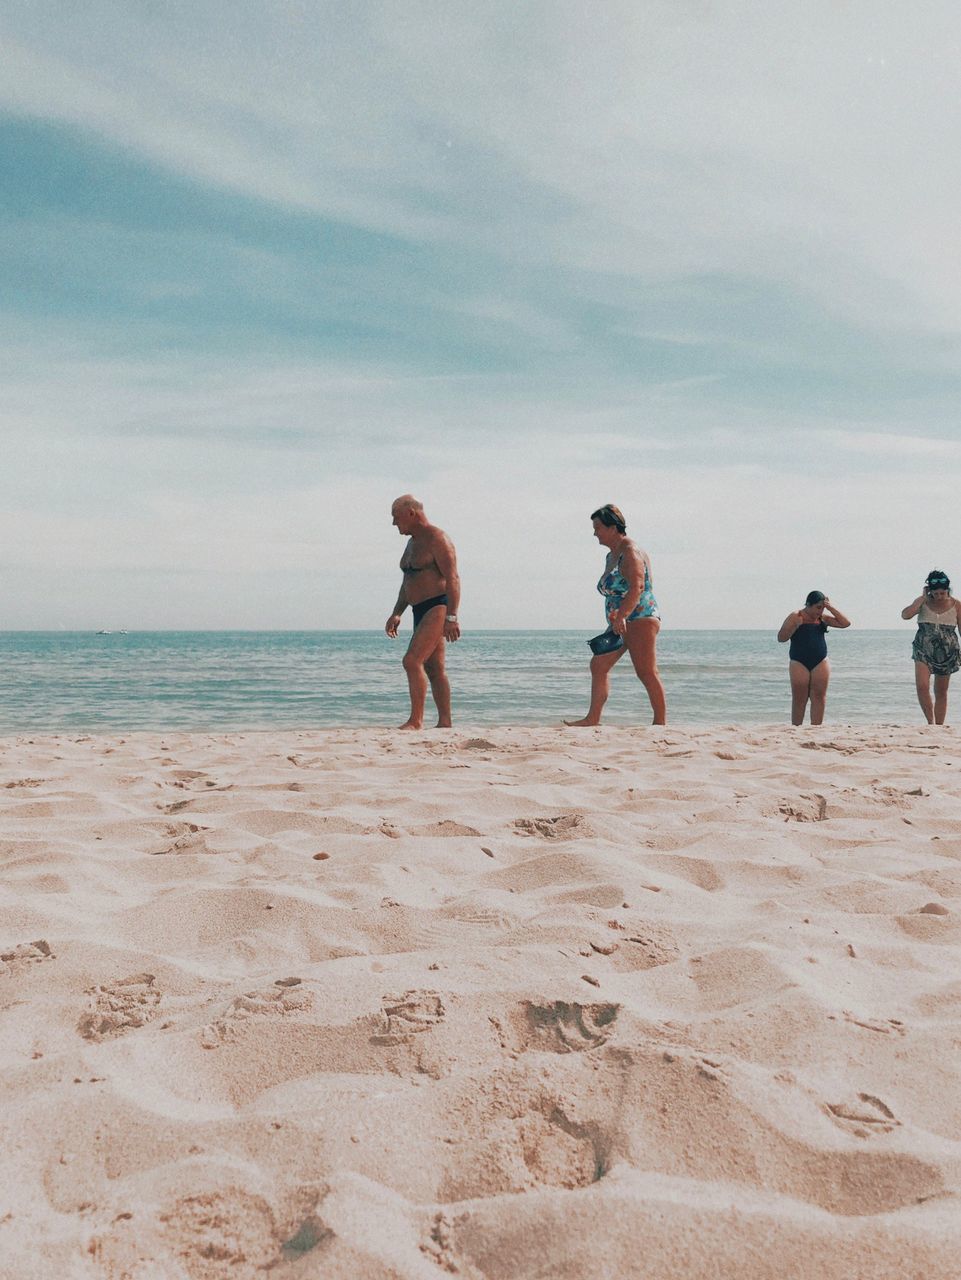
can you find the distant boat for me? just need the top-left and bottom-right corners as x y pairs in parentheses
(96, 629), (112, 635)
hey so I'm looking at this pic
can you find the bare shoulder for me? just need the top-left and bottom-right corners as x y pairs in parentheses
(625, 540), (648, 566)
(427, 523), (454, 550)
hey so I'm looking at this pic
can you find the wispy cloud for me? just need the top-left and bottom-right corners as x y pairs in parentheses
(1, 3), (960, 628)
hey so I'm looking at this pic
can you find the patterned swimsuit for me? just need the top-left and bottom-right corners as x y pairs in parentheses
(598, 552), (660, 625)
(912, 600), (961, 676)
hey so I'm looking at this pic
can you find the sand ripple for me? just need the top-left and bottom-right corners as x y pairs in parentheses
(2, 724), (961, 1277)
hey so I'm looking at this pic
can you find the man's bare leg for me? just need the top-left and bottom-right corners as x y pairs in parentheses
(425, 644), (452, 727)
(400, 608), (447, 729)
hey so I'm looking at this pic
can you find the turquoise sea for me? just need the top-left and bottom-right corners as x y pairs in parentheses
(0, 630), (927, 732)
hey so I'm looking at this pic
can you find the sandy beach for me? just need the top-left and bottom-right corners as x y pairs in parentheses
(2, 724), (960, 1278)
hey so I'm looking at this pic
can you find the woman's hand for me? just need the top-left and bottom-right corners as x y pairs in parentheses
(822, 601), (852, 628)
(901, 595), (925, 621)
(777, 611), (804, 642)
(611, 610), (630, 636)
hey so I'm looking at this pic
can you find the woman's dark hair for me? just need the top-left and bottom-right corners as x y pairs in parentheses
(591, 504), (627, 533)
(925, 569), (951, 593)
(805, 590), (826, 607)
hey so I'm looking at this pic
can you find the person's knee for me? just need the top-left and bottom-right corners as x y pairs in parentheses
(402, 651), (424, 675)
(589, 656), (608, 676)
(635, 662), (659, 685)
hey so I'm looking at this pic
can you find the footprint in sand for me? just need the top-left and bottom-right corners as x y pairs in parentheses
(160, 1189), (284, 1272)
(842, 1011), (906, 1036)
(373, 990), (445, 1044)
(513, 815), (593, 839)
(621, 932), (681, 970)
(78, 973), (162, 1041)
(438, 1081), (609, 1200)
(150, 821), (211, 855)
(420, 1211), (464, 1273)
(164, 799), (196, 815)
(826, 1093), (900, 1137)
(517, 1104), (605, 1189)
(200, 978), (313, 1048)
(800, 739), (858, 755)
(1, 939), (55, 971)
(520, 1000), (619, 1053)
(410, 820), (483, 837)
(774, 795), (828, 822)
(2, 777), (44, 789)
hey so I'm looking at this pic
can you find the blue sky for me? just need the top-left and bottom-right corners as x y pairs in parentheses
(2, 1), (960, 629)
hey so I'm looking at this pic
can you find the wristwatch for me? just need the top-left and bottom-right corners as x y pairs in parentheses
(446, 614), (458, 622)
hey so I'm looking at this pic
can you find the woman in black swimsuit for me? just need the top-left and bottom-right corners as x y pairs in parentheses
(777, 591), (851, 725)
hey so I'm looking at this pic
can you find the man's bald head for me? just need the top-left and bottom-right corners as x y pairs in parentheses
(391, 494), (423, 515)
(391, 494), (428, 535)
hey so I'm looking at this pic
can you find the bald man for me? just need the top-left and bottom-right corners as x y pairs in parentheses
(385, 495), (461, 729)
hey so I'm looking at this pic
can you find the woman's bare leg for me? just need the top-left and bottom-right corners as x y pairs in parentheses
(625, 618), (666, 725)
(808, 659), (831, 726)
(565, 647), (624, 725)
(789, 661), (811, 725)
(915, 661), (934, 724)
(934, 673), (950, 725)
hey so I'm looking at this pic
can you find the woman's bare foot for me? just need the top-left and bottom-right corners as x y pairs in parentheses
(564, 717), (601, 726)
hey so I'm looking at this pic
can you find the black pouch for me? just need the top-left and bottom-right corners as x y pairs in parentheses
(587, 628), (623, 656)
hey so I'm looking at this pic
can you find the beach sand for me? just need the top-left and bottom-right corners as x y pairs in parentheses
(1, 724), (960, 1279)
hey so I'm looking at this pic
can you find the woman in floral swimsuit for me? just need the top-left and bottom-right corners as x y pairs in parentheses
(902, 569), (961, 724)
(566, 504), (666, 725)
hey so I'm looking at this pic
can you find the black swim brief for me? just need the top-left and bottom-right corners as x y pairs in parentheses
(411, 594), (447, 627)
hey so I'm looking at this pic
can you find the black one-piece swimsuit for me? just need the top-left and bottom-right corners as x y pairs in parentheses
(789, 622), (828, 672)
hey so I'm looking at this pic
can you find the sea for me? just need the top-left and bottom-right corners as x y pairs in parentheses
(0, 630), (927, 732)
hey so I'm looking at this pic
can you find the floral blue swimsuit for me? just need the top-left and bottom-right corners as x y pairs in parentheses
(598, 552), (660, 625)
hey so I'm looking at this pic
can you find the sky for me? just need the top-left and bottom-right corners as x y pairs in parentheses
(2, 0), (960, 630)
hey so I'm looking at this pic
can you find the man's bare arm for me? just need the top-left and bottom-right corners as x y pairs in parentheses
(432, 532), (461, 639)
(386, 582), (409, 638)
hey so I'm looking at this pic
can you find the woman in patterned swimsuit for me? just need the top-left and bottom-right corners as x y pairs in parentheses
(902, 569), (961, 724)
(566, 504), (667, 725)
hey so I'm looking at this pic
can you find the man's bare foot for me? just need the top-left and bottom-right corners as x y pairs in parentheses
(398, 720), (423, 730)
(435, 720), (453, 728)
(564, 717), (601, 727)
